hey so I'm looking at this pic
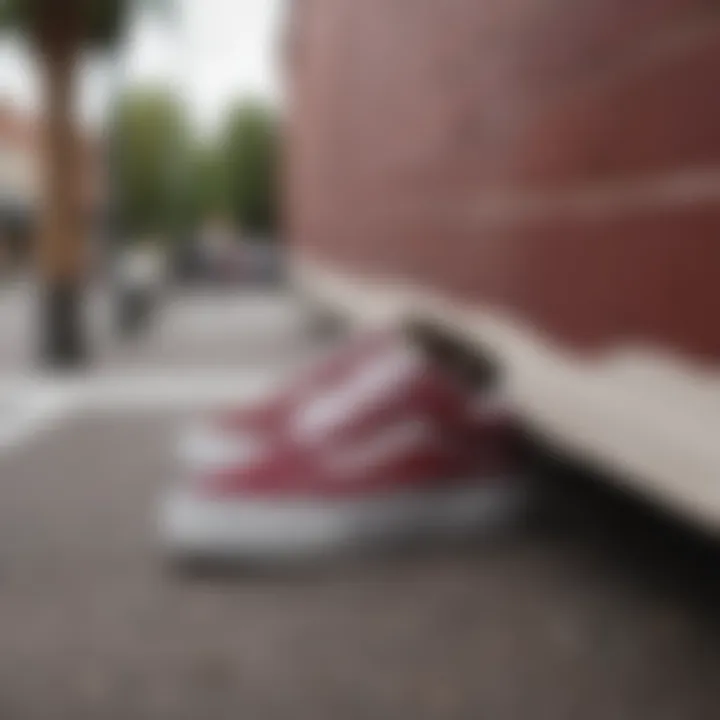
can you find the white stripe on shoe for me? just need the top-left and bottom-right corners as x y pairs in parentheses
(322, 418), (433, 476)
(291, 344), (421, 442)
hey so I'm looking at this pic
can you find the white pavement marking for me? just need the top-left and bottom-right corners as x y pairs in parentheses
(79, 370), (284, 412)
(0, 383), (79, 455)
(0, 289), (306, 454)
(0, 368), (291, 454)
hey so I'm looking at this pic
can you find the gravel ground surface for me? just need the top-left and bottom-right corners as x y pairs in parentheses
(0, 414), (719, 720)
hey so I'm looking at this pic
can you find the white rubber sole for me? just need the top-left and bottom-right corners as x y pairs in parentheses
(159, 479), (528, 563)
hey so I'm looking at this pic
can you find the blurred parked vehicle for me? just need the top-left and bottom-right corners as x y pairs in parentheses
(173, 235), (283, 287)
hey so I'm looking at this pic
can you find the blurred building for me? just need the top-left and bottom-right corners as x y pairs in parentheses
(0, 103), (39, 265)
(0, 102), (105, 270)
(286, 1), (720, 529)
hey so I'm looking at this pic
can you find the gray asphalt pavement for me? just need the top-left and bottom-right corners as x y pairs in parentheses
(0, 285), (719, 719)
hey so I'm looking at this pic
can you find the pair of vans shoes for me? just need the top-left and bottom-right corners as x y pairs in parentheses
(160, 328), (525, 562)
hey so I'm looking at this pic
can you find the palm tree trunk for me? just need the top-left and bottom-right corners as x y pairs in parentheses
(37, 25), (86, 367)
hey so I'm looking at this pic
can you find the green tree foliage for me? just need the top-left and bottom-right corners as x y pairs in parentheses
(112, 89), (281, 244)
(189, 141), (228, 225)
(220, 100), (279, 237)
(114, 86), (190, 241)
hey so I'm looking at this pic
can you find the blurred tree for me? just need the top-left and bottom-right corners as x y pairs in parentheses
(188, 141), (228, 227)
(114, 86), (189, 241)
(0, 0), (169, 366)
(220, 100), (279, 238)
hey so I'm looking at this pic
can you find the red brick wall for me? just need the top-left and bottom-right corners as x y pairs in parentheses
(287, 0), (720, 359)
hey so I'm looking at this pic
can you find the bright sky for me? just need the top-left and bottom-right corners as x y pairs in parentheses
(0, 0), (285, 134)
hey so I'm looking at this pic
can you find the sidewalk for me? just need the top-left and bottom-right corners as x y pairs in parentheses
(0, 283), (317, 374)
(0, 286), (325, 462)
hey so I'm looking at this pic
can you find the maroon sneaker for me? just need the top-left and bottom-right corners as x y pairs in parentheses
(162, 339), (525, 561)
(178, 328), (400, 469)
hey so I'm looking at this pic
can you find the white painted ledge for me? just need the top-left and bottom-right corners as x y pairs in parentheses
(292, 257), (720, 533)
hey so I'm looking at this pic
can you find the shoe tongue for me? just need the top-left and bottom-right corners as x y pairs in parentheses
(404, 320), (499, 392)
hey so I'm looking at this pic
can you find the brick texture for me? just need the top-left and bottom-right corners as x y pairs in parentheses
(287, 0), (720, 359)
